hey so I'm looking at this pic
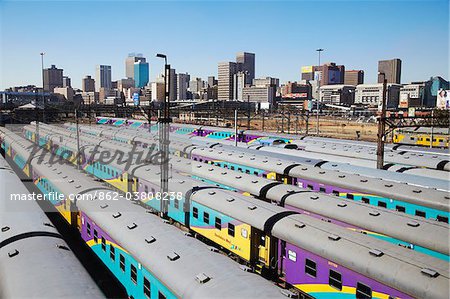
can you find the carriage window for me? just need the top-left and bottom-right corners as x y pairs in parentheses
(415, 210), (426, 218)
(158, 291), (166, 299)
(356, 282), (372, 299)
(347, 194), (354, 200)
(145, 185), (148, 193)
(101, 237), (106, 252)
(396, 205), (406, 213)
(362, 197), (370, 204)
(174, 199), (179, 209)
(437, 215), (449, 223)
(307, 184), (314, 190)
(287, 250), (296, 262)
(143, 277), (151, 298)
(319, 187), (326, 193)
(259, 235), (266, 246)
(110, 245), (115, 261)
(86, 222), (91, 236)
(305, 259), (317, 278)
(203, 212), (210, 224)
(378, 201), (387, 208)
(329, 270), (342, 290)
(119, 254), (125, 272)
(215, 217), (221, 230)
(93, 229), (98, 243)
(193, 207), (198, 219)
(228, 223), (235, 237)
(130, 264), (137, 284)
(332, 190), (339, 196)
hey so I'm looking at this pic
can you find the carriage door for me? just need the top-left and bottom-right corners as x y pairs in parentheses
(258, 234), (271, 267)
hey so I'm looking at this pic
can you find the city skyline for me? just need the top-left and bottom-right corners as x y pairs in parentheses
(1, 0), (448, 89)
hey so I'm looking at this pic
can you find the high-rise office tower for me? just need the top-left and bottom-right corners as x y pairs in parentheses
(233, 72), (246, 101)
(82, 75), (95, 92)
(320, 63), (345, 85)
(378, 59), (402, 84)
(208, 76), (217, 88)
(43, 65), (63, 92)
(134, 61), (149, 88)
(218, 62), (237, 100)
(125, 53), (146, 79)
(168, 68), (177, 102)
(207, 76), (218, 100)
(344, 70), (364, 85)
(177, 73), (190, 100)
(236, 52), (255, 85)
(95, 65), (112, 91)
(62, 76), (71, 88)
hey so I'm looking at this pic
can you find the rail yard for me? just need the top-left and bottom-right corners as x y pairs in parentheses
(1, 117), (449, 299)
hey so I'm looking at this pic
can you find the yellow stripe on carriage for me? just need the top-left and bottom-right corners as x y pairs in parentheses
(295, 284), (391, 299)
(86, 239), (129, 254)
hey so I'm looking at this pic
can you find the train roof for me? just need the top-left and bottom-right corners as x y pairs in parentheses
(272, 214), (449, 299)
(287, 164), (450, 212)
(257, 145), (450, 187)
(193, 188), (449, 299)
(191, 147), (450, 211)
(0, 155), (105, 299)
(34, 157), (286, 298)
(189, 160), (449, 255)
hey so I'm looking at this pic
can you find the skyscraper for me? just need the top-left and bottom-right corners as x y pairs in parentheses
(82, 75), (95, 92)
(208, 76), (217, 88)
(233, 72), (246, 101)
(236, 52), (255, 85)
(344, 70), (364, 85)
(62, 76), (71, 88)
(177, 73), (190, 101)
(207, 76), (218, 100)
(320, 63), (345, 85)
(378, 59), (402, 84)
(218, 62), (237, 100)
(134, 61), (149, 88)
(95, 65), (112, 91)
(169, 68), (177, 101)
(126, 53), (146, 79)
(43, 65), (63, 92)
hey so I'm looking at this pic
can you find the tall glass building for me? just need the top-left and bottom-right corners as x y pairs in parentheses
(134, 61), (149, 88)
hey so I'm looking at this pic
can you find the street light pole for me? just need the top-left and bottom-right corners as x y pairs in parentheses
(234, 109), (238, 147)
(247, 94), (251, 129)
(156, 53), (171, 218)
(40, 52), (45, 124)
(376, 72), (387, 169)
(316, 48), (324, 136)
(75, 108), (81, 170)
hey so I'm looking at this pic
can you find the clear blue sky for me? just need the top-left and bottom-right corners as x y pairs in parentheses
(0, 0), (448, 89)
